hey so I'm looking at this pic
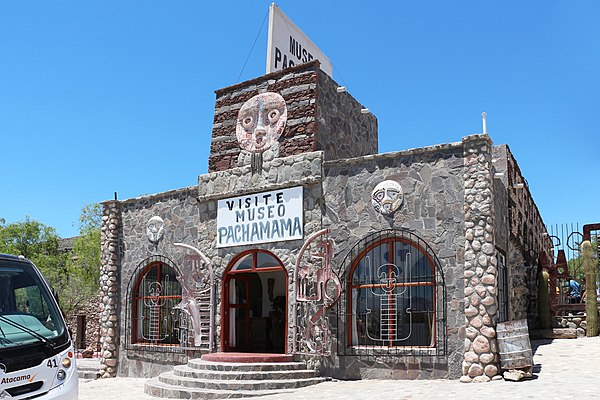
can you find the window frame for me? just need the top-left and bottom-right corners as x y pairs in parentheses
(131, 260), (182, 346)
(346, 236), (437, 348)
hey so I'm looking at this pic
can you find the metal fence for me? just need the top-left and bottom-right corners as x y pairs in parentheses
(547, 223), (600, 315)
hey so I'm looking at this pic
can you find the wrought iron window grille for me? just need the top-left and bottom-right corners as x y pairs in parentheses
(333, 229), (447, 362)
(125, 255), (209, 354)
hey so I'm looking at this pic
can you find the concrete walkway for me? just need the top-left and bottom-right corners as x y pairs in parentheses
(79, 337), (600, 399)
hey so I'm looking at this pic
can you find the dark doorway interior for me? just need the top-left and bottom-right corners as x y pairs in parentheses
(222, 250), (287, 353)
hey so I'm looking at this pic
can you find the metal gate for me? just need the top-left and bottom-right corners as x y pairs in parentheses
(547, 223), (600, 315)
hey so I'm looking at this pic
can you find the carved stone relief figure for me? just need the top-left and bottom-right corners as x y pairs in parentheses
(371, 180), (404, 215)
(146, 216), (165, 243)
(236, 92), (287, 153)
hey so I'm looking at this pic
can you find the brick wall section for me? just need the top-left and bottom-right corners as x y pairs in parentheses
(492, 145), (552, 327)
(208, 61), (378, 172)
(494, 145), (551, 258)
(209, 63), (319, 172)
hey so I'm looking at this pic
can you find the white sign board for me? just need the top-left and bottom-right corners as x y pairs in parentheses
(266, 3), (333, 77)
(217, 186), (304, 248)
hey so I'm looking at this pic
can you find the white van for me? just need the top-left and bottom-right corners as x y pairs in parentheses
(0, 254), (78, 399)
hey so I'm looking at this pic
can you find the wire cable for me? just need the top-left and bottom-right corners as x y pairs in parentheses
(237, 8), (270, 82)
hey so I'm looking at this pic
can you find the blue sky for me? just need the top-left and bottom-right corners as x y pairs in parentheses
(1, 1), (598, 238)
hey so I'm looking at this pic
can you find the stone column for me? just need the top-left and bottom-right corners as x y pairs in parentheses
(461, 135), (501, 382)
(99, 200), (122, 378)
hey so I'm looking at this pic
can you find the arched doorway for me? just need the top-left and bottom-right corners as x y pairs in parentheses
(222, 250), (287, 353)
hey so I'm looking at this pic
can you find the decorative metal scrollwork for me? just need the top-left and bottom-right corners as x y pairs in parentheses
(567, 231), (584, 252)
(335, 229), (446, 358)
(141, 281), (169, 342)
(364, 257), (414, 343)
(293, 228), (340, 355)
(173, 243), (215, 352)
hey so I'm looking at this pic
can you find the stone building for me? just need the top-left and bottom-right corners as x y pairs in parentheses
(98, 61), (551, 383)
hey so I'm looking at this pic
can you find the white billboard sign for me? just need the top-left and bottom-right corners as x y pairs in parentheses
(217, 186), (304, 248)
(266, 3), (333, 77)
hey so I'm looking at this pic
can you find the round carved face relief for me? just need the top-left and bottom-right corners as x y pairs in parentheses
(146, 216), (165, 243)
(371, 180), (404, 215)
(236, 92), (287, 153)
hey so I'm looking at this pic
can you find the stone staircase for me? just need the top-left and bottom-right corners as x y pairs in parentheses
(76, 358), (100, 380)
(144, 355), (325, 399)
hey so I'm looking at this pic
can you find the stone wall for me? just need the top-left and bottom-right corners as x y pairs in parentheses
(66, 292), (102, 352)
(198, 151), (325, 352)
(99, 201), (122, 378)
(492, 163), (509, 254)
(492, 145), (551, 329)
(461, 134), (501, 382)
(508, 241), (529, 321)
(96, 132), (550, 381)
(315, 71), (377, 160)
(491, 162), (510, 322)
(114, 186), (200, 378)
(553, 314), (588, 337)
(322, 140), (466, 379)
(207, 61), (377, 172)
(503, 145), (550, 258)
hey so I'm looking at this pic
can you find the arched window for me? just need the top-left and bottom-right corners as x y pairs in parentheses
(337, 230), (446, 355)
(131, 259), (181, 346)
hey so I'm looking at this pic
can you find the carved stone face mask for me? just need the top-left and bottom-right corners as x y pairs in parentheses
(372, 180), (404, 215)
(236, 92), (287, 153)
(146, 216), (165, 243)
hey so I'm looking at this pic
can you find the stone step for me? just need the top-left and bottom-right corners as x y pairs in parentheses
(173, 364), (320, 380)
(145, 379), (300, 399)
(201, 353), (295, 363)
(76, 358), (100, 380)
(187, 359), (306, 372)
(157, 371), (326, 391)
(77, 369), (100, 380)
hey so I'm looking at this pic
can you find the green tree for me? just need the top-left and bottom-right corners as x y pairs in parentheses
(71, 204), (102, 295)
(53, 204), (102, 317)
(0, 208), (102, 317)
(78, 203), (102, 233)
(0, 216), (68, 284)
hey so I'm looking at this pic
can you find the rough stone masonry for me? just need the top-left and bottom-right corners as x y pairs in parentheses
(461, 135), (501, 382)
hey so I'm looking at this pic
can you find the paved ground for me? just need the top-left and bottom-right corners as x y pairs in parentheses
(79, 336), (600, 399)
